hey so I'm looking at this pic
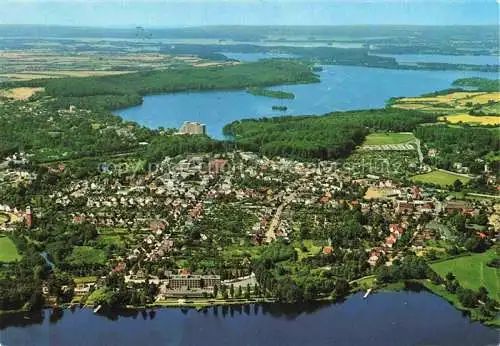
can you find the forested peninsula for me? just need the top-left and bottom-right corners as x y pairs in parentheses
(0, 60), (318, 111)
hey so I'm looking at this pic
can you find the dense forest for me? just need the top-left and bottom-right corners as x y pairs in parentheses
(452, 78), (500, 92)
(1, 60), (319, 111)
(224, 109), (436, 160)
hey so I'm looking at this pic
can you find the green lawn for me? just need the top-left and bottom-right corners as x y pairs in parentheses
(411, 170), (470, 186)
(96, 228), (132, 249)
(0, 235), (21, 262)
(363, 132), (415, 145)
(97, 234), (125, 247)
(431, 248), (499, 301)
(85, 288), (113, 305)
(74, 276), (98, 284)
(68, 246), (107, 266)
(295, 239), (322, 261)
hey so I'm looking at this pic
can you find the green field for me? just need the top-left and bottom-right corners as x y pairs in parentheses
(0, 235), (21, 262)
(68, 246), (107, 266)
(431, 248), (499, 301)
(411, 170), (470, 186)
(295, 239), (322, 261)
(74, 276), (98, 284)
(363, 132), (415, 145)
(96, 227), (133, 250)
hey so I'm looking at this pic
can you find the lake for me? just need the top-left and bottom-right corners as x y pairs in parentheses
(222, 52), (298, 62)
(116, 61), (498, 137)
(0, 292), (498, 346)
(372, 54), (499, 66)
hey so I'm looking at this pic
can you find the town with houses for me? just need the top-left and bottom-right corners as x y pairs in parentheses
(1, 146), (498, 310)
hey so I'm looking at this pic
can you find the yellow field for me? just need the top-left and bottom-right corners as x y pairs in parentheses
(392, 103), (434, 110)
(0, 87), (44, 100)
(0, 70), (132, 81)
(459, 92), (500, 105)
(440, 113), (500, 125)
(393, 92), (496, 108)
(45, 70), (133, 77)
(392, 103), (456, 113)
(398, 92), (486, 104)
(392, 91), (499, 125)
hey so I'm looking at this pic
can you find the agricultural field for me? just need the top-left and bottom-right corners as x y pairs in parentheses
(431, 248), (499, 301)
(393, 91), (491, 108)
(411, 170), (470, 186)
(0, 71), (131, 82)
(362, 132), (415, 145)
(0, 50), (229, 82)
(0, 87), (43, 100)
(0, 235), (21, 262)
(391, 91), (499, 125)
(440, 114), (500, 126)
(458, 92), (500, 105)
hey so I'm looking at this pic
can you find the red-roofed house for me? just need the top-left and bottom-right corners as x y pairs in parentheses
(390, 224), (405, 238)
(112, 262), (126, 273)
(476, 232), (487, 239)
(73, 215), (85, 224)
(323, 246), (334, 255)
(385, 235), (397, 248)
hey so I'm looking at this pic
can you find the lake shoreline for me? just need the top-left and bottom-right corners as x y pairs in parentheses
(2, 279), (498, 329)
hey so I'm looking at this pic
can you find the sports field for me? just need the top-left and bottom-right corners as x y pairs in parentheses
(363, 132), (415, 145)
(431, 248), (499, 301)
(411, 170), (470, 186)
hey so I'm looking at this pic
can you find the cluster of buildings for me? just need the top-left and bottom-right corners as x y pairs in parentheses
(0, 205), (33, 231)
(0, 147), (498, 299)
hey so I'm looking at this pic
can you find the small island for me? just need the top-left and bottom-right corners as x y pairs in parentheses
(272, 105), (288, 111)
(247, 87), (295, 99)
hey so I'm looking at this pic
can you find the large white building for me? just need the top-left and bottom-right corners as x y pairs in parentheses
(179, 121), (206, 135)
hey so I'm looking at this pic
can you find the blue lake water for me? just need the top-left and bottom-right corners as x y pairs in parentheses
(374, 54), (500, 66)
(116, 63), (498, 138)
(1, 292), (498, 346)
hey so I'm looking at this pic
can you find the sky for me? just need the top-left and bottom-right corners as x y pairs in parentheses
(0, 0), (498, 27)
